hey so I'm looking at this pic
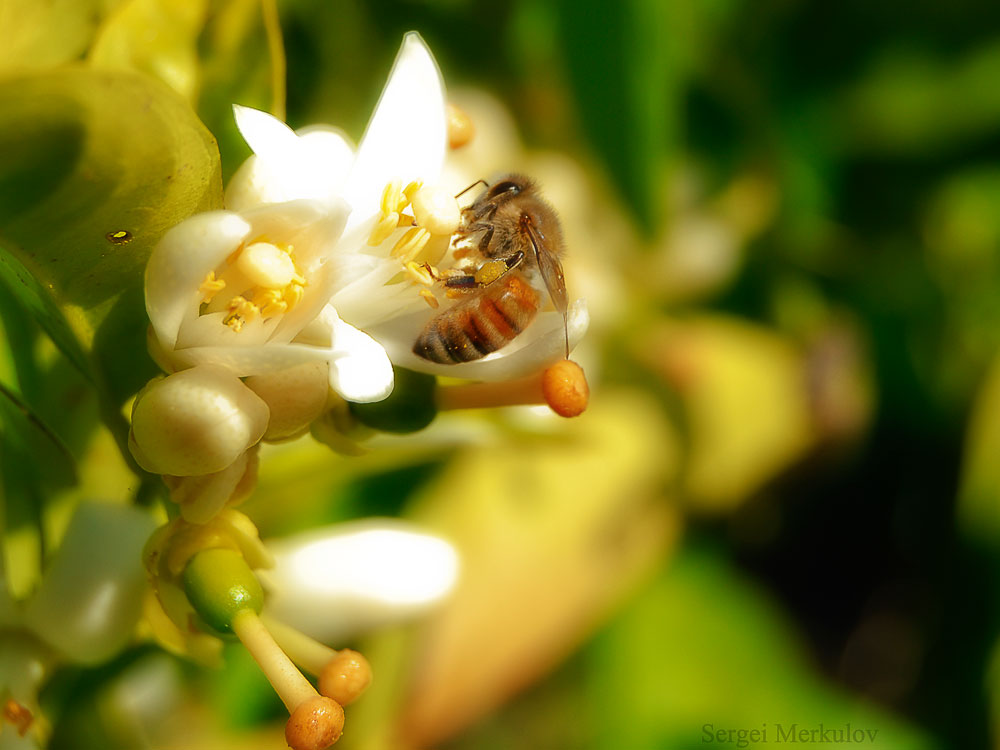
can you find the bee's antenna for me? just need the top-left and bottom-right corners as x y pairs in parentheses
(563, 314), (570, 360)
(454, 179), (488, 200)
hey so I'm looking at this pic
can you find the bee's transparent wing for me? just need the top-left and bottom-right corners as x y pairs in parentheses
(523, 221), (568, 314)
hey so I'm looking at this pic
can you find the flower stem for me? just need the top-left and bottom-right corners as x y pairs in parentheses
(232, 609), (315, 713)
(435, 372), (545, 411)
(263, 615), (338, 676)
(261, 0), (286, 122)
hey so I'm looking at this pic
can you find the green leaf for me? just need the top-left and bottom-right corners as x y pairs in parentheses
(0, 0), (111, 73)
(0, 380), (76, 489)
(0, 66), (223, 404)
(554, 0), (674, 236)
(89, 0), (208, 101)
(0, 243), (93, 381)
(583, 544), (938, 749)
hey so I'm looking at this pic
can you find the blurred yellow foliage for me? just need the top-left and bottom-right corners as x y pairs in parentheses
(388, 390), (680, 747)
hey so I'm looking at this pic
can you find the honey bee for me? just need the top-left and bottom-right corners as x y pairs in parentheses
(413, 175), (569, 364)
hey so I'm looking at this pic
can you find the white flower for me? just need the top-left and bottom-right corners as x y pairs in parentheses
(259, 520), (459, 643)
(22, 502), (156, 665)
(145, 195), (394, 403)
(224, 32), (589, 383)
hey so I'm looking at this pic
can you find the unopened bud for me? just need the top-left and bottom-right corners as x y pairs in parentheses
(129, 366), (269, 476)
(246, 362), (329, 441)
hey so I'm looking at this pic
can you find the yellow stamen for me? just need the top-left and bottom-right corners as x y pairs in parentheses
(419, 289), (439, 308)
(368, 212), (399, 246)
(253, 289), (288, 318)
(402, 180), (423, 206)
(284, 282), (304, 311)
(392, 227), (430, 259)
(224, 296), (260, 332)
(198, 271), (226, 303)
(380, 179), (402, 215)
(405, 261), (435, 286)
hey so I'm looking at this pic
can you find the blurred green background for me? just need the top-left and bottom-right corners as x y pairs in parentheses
(3, 0), (1000, 748)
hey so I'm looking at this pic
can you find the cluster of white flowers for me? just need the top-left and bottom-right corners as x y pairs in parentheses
(128, 33), (588, 523)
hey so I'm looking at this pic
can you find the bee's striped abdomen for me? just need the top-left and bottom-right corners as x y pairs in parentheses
(413, 272), (539, 364)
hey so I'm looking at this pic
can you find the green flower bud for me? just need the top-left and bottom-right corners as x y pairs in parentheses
(183, 548), (264, 634)
(348, 367), (437, 433)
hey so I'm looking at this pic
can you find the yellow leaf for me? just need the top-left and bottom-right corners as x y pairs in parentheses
(395, 390), (681, 747)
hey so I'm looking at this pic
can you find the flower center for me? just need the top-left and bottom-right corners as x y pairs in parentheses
(198, 239), (307, 333)
(368, 180), (464, 310)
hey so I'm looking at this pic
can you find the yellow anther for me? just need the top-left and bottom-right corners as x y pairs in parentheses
(260, 299), (288, 318)
(282, 243), (295, 255)
(368, 212), (399, 246)
(392, 227), (430, 260)
(419, 289), (439, 309)
(405, 261), (435, 286)
(223, 296), (259, 332)
(198, 271), (226, 303)
(252, 289), (288, 318)
(380, 179), (403, 215)
(474, 259), (508, 286)
(283, 282), (304, 311)
(402, 180), (423, 206)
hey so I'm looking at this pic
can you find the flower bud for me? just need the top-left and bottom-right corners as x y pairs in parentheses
(246, 362), (330, 441)
(129, 366), (269, 476)
(164, 447), (259, 523)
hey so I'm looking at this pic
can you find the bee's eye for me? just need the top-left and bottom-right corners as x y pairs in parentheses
(487, 180), (521, 198)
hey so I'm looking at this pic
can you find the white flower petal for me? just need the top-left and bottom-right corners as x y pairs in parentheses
(170, 341), (335, 376)
(371, 298), (590, 381)
(24, 503), (156, 664)
(343, 32), (447, 232)
(224, 154), (273, 211)
(327, 314), (395, 403)
(234, 104), (299, 157)
(241, 199), (348, 271)
(296, 127), (355, 195)
(260, 520), (459, 644)
(228, 109), (356, 210)
(146, 211), (251, 350)
(175, 311), (274, 351)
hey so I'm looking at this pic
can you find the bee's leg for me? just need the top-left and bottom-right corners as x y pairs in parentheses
(477, 224), (495, 255)
(471, 202), (499, 222)
(442, 251), (525, 295)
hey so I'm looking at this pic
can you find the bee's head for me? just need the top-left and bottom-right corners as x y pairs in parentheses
(485, 174), (533, 202)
